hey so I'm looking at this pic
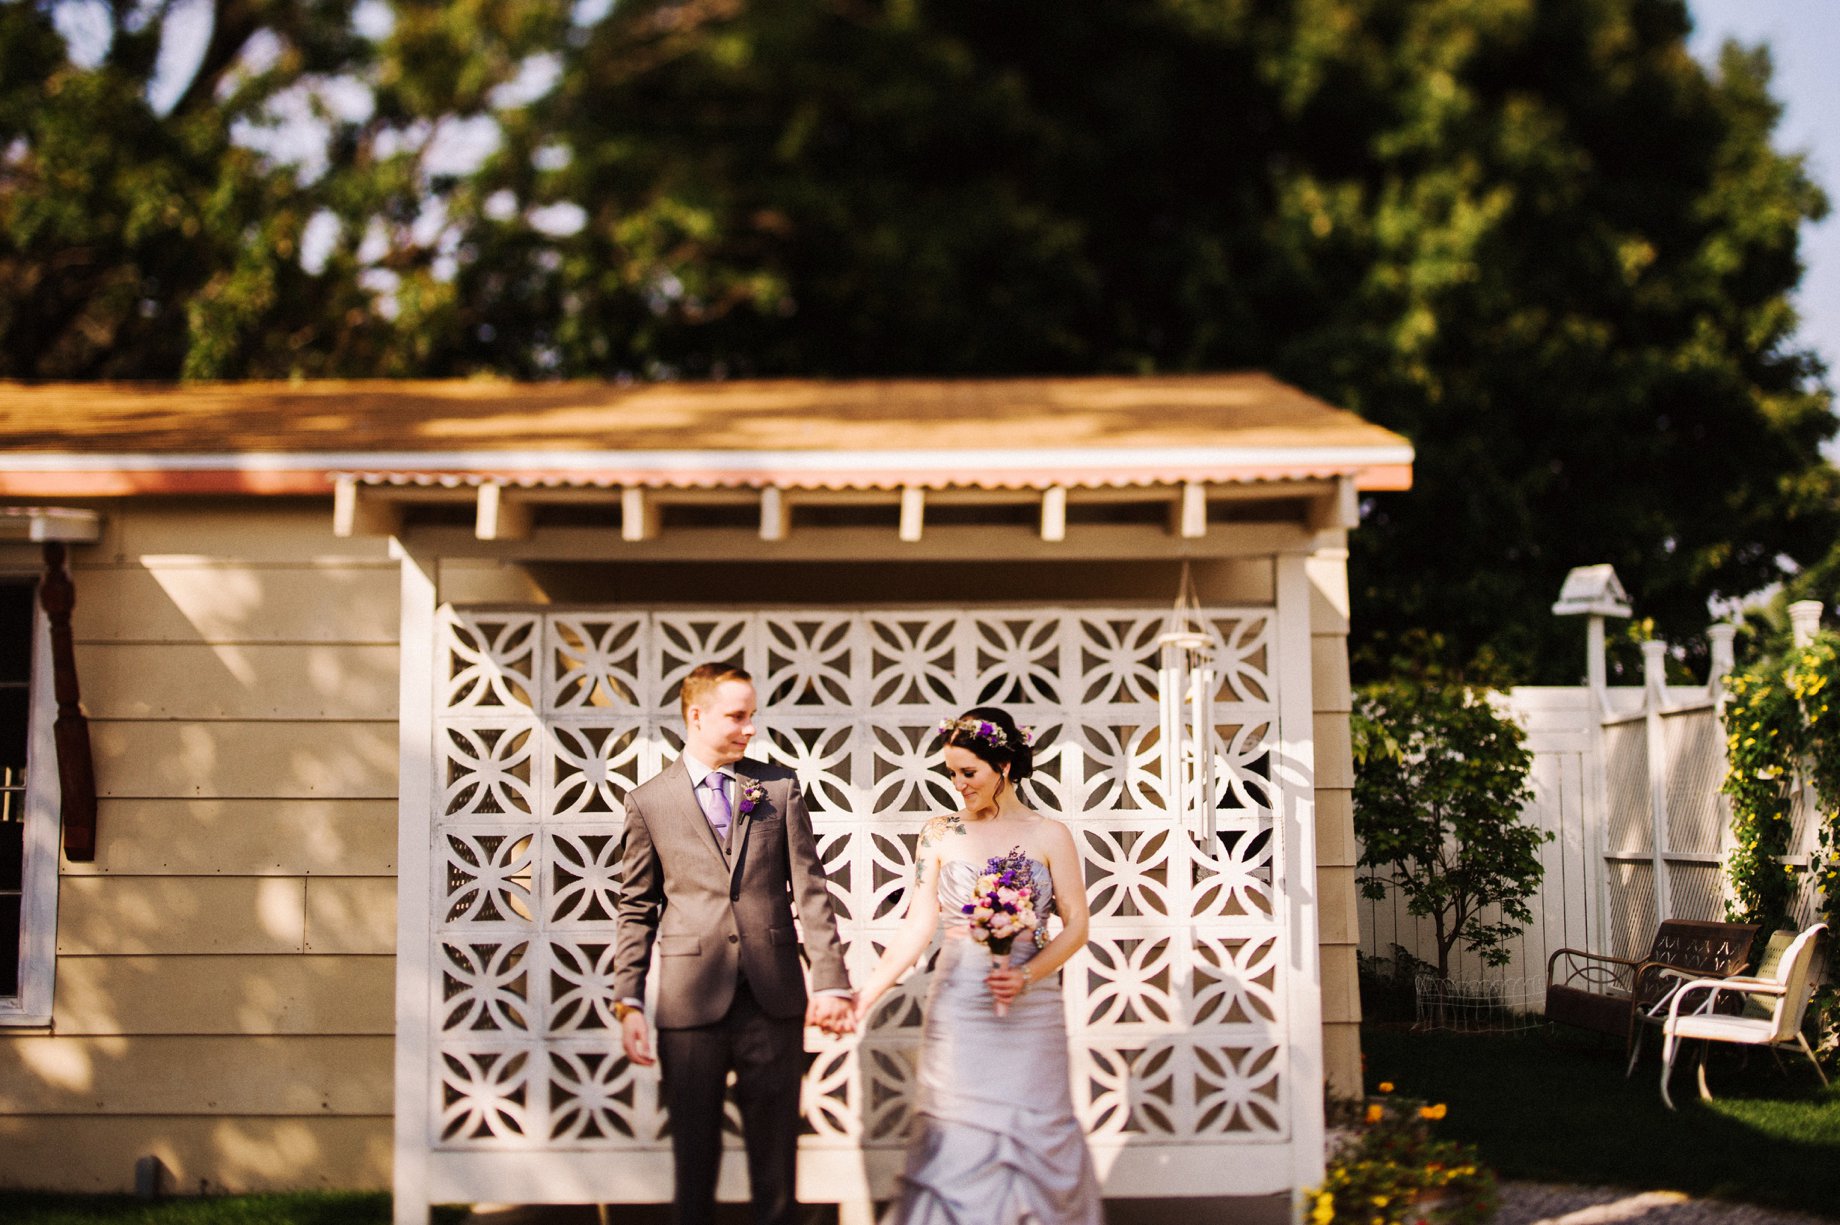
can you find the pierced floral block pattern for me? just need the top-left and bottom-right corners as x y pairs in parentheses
(443, 611), (540, 711)
(546, 939), (621, 1034)
(762, 615), (858, 708)
(547, 1045), (651, 1141)
(1192, 1043), (1285, 1135)
(428, 605), (1300, 1153)
(441, 940), (535, 1034)
(441, 831), (537, 927)
(442, 1047), (536, 1142)
(441, 723), (539, 820)
(867, 616), (959, 706)
(550, 616), (646, 711)
(546, 832), (624, 927)
(549, 722), (644, 818)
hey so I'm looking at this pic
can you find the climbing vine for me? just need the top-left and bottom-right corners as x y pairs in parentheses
(1722, 631), (1840, 930)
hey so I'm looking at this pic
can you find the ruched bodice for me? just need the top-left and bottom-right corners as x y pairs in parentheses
(881, 852), (1101, 1225)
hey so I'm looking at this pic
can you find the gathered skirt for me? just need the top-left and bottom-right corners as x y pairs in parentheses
(882, 930), (1102, 1225)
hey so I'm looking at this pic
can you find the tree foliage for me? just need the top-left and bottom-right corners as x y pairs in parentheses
(1352, 637), (1547, 979)
(0, 0), (564, 377)
(2, 0), (1831, 679)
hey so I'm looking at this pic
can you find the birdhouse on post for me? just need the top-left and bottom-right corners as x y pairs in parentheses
(1552, 564), (1632, 709)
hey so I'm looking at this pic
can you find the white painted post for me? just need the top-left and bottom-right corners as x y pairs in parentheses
(1274, 553), (1326, 1197)
(1786, 605), (1825, 922)
(759, 486), (789, 543)
(621, 487), (656, 542)
(1706, 621), (1741, 912)
(393, 545), (439, 1225)
(1039, 485), (1067, 543)
(1706, 623), (1737, 697)
(1790, 600), (1823, 647)
(898, 486), (925, 542)
(1641, 640), (1671, 924)
(1177, 481), (1207, 538)
(1586, 615), (1607, 707)
(1551, 566), (1632, 956)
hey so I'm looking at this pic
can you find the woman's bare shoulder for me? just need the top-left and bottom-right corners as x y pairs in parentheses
(918, 811), (972, 847)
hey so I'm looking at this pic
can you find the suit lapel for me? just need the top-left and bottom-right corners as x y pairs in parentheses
(724, 757), (769, 882)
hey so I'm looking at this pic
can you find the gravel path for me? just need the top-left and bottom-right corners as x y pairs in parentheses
(1496, 1182), (1838, 1225)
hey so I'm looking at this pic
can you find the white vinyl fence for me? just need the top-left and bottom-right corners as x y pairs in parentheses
(1359, 613), (1830, 1014)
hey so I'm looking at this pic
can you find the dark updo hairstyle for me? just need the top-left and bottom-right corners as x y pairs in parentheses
(939, 706), (1034, 781)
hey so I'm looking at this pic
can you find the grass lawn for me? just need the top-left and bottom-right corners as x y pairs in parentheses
(1362, 1023), (1840, 1219)
(0, 1192), (472, 1225)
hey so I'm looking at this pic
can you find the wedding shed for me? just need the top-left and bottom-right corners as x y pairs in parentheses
(0, 375), (1410, 1217)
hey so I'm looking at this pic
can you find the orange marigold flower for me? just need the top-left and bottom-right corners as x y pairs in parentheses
(1418, 1103), (1448, 1121)
(1377, 1081), (1395, 1093)
(1365, 1103), (1384, 1124)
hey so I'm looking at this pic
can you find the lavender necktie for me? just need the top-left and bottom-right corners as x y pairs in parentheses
(701, 773), (732, 841)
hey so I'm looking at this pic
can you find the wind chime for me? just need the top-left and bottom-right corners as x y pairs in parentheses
(1157, 561), (1218, 841)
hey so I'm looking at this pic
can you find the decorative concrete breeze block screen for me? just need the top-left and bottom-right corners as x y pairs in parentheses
(429, 606), (1293, 1169)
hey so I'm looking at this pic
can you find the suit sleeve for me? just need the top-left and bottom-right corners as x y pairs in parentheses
(612, 790), (664, 1005)
(784, 778), (851, 994)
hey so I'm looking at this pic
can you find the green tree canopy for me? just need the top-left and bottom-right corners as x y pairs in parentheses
(3, 0), (1832, 680)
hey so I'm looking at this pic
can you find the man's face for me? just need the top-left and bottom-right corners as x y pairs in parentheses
(685, 679), (757, 766)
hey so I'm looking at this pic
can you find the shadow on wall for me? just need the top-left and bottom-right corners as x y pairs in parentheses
(0, 536), (400, 1191)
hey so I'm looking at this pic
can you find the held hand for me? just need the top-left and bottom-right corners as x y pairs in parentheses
(806, 994), (857, 1036)
(619, 1009), (655, 1066)
(985, 965), (1030, 1006)
(853, 985), (885, 1026)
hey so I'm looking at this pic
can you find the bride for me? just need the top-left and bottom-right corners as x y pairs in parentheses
(854, 706), (1102, 1224)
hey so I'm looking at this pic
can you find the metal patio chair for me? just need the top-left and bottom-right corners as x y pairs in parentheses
(1544, 919), (1760, 1066)
(1659, 922), (1830, 1110)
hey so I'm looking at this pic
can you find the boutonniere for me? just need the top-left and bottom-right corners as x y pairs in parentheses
(737, 779), (767, 818)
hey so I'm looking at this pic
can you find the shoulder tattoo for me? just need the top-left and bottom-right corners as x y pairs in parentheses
(918, 814), (967, 847)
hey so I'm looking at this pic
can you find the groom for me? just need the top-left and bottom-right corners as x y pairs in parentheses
(613, 662), (855, 1225)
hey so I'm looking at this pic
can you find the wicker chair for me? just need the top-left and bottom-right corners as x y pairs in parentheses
(1659, 922), (1830, 1109)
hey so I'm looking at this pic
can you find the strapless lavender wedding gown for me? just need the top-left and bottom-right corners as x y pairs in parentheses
(883, 857), (1102, 1225)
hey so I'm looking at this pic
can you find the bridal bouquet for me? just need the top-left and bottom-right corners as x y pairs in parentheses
(963, 847), (1041, 1016)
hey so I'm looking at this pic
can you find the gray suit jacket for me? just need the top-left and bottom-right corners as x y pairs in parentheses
(612, 756), (849, 1029)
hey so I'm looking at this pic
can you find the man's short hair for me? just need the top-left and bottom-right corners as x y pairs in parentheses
(680, 662), (752, 720)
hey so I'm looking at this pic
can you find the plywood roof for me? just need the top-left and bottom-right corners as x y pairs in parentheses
(0, 374), (1412, 496)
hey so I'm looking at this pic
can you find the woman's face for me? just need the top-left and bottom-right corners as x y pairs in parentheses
(944, 744), (1006, 812)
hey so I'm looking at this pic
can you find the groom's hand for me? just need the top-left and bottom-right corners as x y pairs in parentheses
(807, 994), (856, 1036)
(619, 1009), (655, 1066)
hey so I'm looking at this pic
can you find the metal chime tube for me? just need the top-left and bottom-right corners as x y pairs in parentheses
(1192, 662), (1216, 841)
(1158, 556), (1217, 843)
(1159, 642), (1186, 821)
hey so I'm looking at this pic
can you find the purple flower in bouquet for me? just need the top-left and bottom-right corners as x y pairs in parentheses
(961, 847), (1041, 1015)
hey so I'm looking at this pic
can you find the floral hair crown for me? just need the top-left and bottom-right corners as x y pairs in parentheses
(936, 715), (1035, 751)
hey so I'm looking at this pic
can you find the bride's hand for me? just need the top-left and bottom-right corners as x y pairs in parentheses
(985, 965), (1029, 1005)
(853, 986), (883, 1024)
